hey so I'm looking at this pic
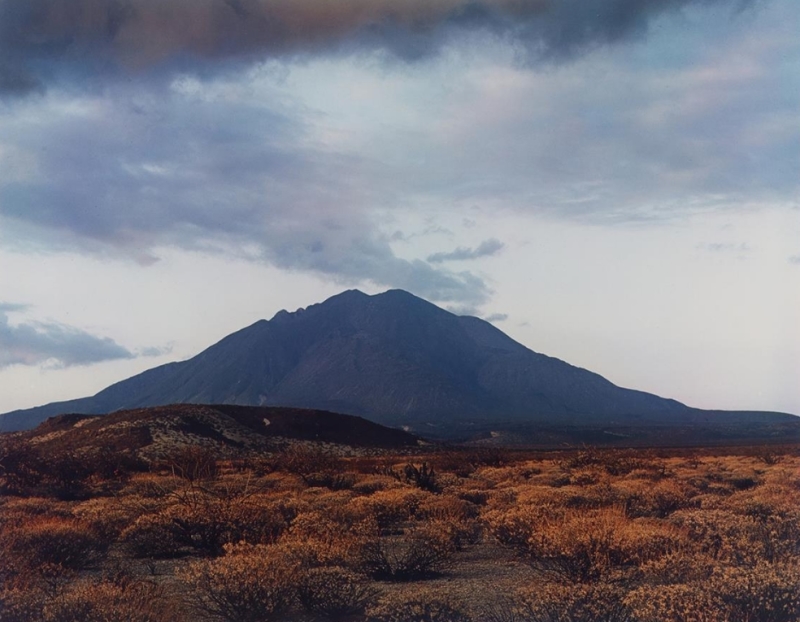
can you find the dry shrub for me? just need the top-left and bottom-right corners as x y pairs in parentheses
(302, 471), (357, 490)
(517, 581), (632, 622)
(415, 496), (481, 548)
(487, 506), (684, 582)
(283, 511), (376, 567)
(351, 475), (401, 495)
(0, 586), (47, 622)
(120, 472), (185, 498)
(624, 583), (721, 622)
(0, 517), (106, 571)
(710, 563), (800, 622)
(368, 590), (471, 622)
(270, 446), (344, 479)
(300, 488), (356, 512)
(671, 506), (800, 564)
(477, 598), (532, 622)
(416, 495), (477, 523)
(0, 438), (45, 494)
(163, 445), (219, 482)
(622, 480), (695, 518)
(349, 488), (429, 532)
(182, 543), (300, 622)
(119, 513), (186, 559)
(558, 448), (663, 479)
(41, 577), (178, 622)
(403, 462), (440, 493)
(296, 566), (377, 619)
(354, 523), (456, 581)
(457, 489), (490, 506)
(428, 516), (481, 551)
(559, 482), (621, 509)
(73, 497), (146, 541)
(636, 549), (716, 585)
(120, 487), (291, 559)
(483, 501), (550, 551)
(0, 497), (70, 522)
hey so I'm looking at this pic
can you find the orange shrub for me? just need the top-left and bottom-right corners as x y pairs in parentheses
(41, 578), (178, 622)
(354, 523), (456, 581)
(710, 563), (800, 622)
(368, 590), (471, 622)
(516, 581), (631, 622)
(0, 517), (106, 572)
(1, 584), (49, 622)
(283, 510), (376, 567)
(296, 566), (377, 618)
(348, 488), (429, 532)
(487, 506), (685, 582)
(119, 513), (185, 559)
(182, 543), (300, 622)
(624, 583), (721, 622)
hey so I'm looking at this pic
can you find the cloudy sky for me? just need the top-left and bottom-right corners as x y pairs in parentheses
(0, 0), (798, 416)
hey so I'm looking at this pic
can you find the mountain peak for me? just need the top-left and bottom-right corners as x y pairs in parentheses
(0, 287), (697, 434)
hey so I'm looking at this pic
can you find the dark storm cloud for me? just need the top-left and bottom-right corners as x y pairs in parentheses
(0, 0), (754, 95)
(0, 303), (134, 368)
(427, 238), (504, 263)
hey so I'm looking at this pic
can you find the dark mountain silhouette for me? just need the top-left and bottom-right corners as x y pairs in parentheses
(1, 289), (797, 439)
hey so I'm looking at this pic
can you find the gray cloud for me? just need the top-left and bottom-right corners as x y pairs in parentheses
(789, 255), (800, 265)
(427, 238), (504, 263)
(0, 0), (791, 313)
(484, 313), (508, 322)
(138, 345), (174, 357)
(0, 82), (490, 307)
(698, 242), (751, 253)
(0, 304), (134, 369)
(0, 0), (754, 95)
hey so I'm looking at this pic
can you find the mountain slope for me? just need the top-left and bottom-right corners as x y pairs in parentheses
(13, 404), (420, 460)
(1, 289), (792, 435)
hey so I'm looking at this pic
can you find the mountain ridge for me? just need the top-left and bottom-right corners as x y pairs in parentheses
(1, 289), (795, 436)
(11, 403), (421, 460)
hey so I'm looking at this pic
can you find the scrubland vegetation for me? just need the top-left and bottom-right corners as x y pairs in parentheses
(2, 439), (800, 621)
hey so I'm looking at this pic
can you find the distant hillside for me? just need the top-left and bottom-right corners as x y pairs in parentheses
(1, 289), (796, 439)
(11, 404), (420, 460)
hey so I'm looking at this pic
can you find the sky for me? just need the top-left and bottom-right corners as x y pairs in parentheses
(0, 0), (798, 416)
